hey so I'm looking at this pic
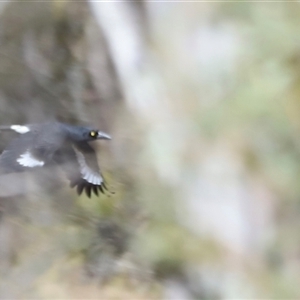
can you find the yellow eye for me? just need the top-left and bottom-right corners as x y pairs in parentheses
(90, 131), (97, 137)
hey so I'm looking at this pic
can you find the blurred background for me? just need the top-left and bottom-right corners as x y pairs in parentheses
(0, 1), (299, 299)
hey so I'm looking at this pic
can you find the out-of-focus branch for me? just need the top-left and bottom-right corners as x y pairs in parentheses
(0, 1), (9, 16)
(88, 2), (144, 84)
(88, 2), (182, 185)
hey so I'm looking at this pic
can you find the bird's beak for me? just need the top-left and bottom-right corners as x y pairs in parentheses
(97, 131), (111, 140)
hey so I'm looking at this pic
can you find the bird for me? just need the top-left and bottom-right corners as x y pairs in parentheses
(0, 122), (111, 197)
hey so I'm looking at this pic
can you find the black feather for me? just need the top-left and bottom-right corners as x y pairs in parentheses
(77, 182), (85, 195)
(92, 185), (99, 196)
(99, 185), (105, 194)
(85, 185), (92, 198)
(102, 182), (108, 191)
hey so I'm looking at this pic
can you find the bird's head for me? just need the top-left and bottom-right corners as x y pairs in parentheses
(87, 129), (111, 141)
(66, 125), (112, 142)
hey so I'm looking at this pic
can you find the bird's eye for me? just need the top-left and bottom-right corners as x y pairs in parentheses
(89, 131), (97, 138)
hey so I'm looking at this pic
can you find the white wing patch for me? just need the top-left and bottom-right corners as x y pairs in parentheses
(73, 147), (103, 185)
(17, 151), (44, 167)
(11, 125), (30, 134)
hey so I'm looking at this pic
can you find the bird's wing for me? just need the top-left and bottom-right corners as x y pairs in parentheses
(53, 142), (107, 197)
(0, 132), (47, 173)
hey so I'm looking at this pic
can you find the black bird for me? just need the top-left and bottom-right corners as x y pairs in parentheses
(0, 122), (111, 197)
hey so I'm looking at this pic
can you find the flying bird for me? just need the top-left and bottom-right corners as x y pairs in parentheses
(0, 122), (111, 197)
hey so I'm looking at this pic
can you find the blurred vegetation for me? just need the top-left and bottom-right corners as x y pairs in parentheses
(0, 1), (300, 299)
